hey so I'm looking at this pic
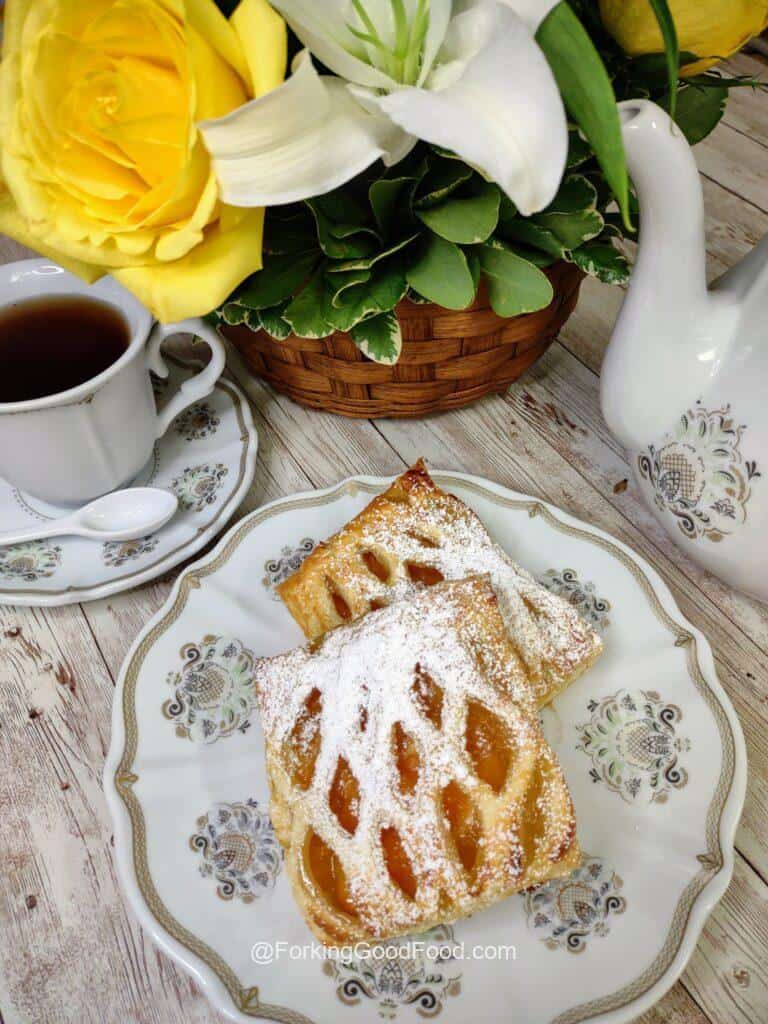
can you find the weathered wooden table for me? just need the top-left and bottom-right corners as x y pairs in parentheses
(1, 53), (766, 1024)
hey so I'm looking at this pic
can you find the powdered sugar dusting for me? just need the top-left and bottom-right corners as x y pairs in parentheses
(256, 577), (579, 942)
(279, 465), (603, 708)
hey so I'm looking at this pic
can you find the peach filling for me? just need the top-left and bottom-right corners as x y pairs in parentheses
(361, 550), (390, 582)
(392, 722), (419, 795)
(381, 827), (418, 899)
(285, 688), (322, 790)
(442, 780), (481, 874)
(411, 665), (443, 728)
(405, 562), (444, 586)
(329, 756), (360, 835)
(306, 831), (358, 917)
(465, 700), (512, 793)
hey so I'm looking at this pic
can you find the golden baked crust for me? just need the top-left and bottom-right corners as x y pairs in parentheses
(278, 461), (602, 708)
(256, 577), (581, 947)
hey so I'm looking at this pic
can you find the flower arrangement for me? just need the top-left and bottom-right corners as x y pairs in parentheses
(0, 0), (757, 372)
(201, 0), (754, 366)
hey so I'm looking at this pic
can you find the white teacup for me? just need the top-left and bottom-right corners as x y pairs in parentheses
(0, 260), (227, 506)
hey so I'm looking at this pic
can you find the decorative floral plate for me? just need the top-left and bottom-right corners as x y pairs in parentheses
(0, 358), (258, 606)
(104, 473), (746, 1024)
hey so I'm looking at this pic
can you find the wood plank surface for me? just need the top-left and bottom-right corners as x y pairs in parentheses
(1, 49), (767, 1024)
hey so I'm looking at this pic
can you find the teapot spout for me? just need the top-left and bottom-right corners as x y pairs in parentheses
(600, 101), (734, 451)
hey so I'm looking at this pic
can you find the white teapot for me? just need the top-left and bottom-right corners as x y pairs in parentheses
(601, 100), (768, 603)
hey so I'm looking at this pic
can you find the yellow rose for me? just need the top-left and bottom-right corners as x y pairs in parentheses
(600, 0), (768, 76)
(0, 0), (286, 322)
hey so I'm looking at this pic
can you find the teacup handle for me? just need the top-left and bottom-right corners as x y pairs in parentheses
(146, 318), (227, 440)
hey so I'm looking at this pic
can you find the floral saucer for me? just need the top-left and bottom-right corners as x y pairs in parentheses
(0, 357), (257, 606)
(105, 472), (746, 1024)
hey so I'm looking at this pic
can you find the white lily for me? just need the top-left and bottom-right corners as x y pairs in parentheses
(200, 0), (567, 216)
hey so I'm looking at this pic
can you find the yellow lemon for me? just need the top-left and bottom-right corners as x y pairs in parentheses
(599, 0), (768, 75)
(0, 0), (286, 322)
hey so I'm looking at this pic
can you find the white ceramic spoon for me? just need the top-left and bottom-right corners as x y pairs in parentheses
(0, 488), (179, 546)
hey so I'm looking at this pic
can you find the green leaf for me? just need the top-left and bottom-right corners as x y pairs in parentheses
(406, 234), (477, 310)
(306, 198), (379, 259)
(537, 2), (631, 228)
(245, 309), (262, 331)
(647, 0), (681, 120)
(497, 193), (518, 233)
(221, 302), (247, 326)
(369, 176), (417, 237)
(257, 303), (293, 340)
(568, 240), (630, 285)
(311, 188), (370, 225)
(328, 268), (372, 307)
(500, 219), (566, 259)
(627, 51), (698, 88)
(533, 175), (603, 250)
(326, 258), (408, 332)
(415, 155), (474, 209)
(264, 206), (318, 255)
(478, 244), (554, 317)
(663, 84), (728, 145)
(283, 269), (335, 339)
(567, 128), (592, 169)
(329, 220), (380, 240)
(485, 237), (556, 267)
(682, 71), (767, 90)
(466, 248), (481, 293)
(325, 233), (419, 273)
(416, 179), (501, 245)
(236, 251), (319, 311)
(351, 311), (403, 364)
(542, 173), (599, 213)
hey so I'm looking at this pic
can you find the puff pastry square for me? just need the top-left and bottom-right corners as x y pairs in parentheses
(255, 577), (581, 946)
(278, 461), (602, 709)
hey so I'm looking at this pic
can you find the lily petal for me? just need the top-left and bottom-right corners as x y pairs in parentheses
(270, 0), (397, 88)
(496, 0), (561, 32)
(418, 0), (453, 85)
(376, 2), (568, 214)
(200, 52), (412, 207)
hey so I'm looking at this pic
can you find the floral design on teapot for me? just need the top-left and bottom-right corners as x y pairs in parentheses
(638, 403), (760, 542)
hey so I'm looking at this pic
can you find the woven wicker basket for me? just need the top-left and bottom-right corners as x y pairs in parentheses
(224, 261), (584, 418)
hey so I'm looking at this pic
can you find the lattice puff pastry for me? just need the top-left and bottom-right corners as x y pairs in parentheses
(255, 577), (580, 946)
(278, 461), (602, 709)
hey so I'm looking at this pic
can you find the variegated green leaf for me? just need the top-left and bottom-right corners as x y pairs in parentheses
(351, 311), (403, 365)
(417, 179), (501, 245)
(568, 240), (630, 284)
(283, 269), (335, 338)
(326, 259), (408, 332)
(478, 244), (554, 317)
(406, 234), (476, 310)
(258, 303), (294, 340)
